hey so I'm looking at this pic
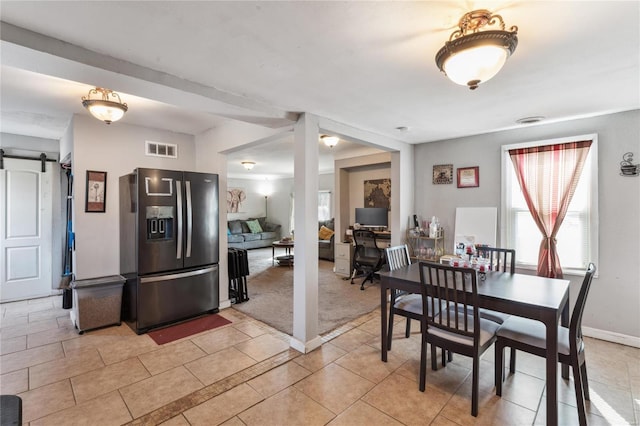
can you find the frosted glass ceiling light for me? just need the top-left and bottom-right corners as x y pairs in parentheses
(435, 10), (518, 90)
(321, 135), (339, 148)
(242, 161), (255, 170)
(81, 87), (128, 124)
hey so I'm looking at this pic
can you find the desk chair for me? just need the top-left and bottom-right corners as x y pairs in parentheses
(351, 229), (385, 290)
(418, 262), (499, 417)
(495, 263), (596, 426)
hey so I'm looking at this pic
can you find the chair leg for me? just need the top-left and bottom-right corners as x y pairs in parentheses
(431, 343), (438, 371)
(581, 363), (590, 402)
(572, 362), (588, 426)
(471, 355), (479, 417)
(495, 341), (504, 396)
(441, 347), (446, 367)
(509, 347), (516, 374)
(405, 318), (411, 338)
(419, 339), (427, 392)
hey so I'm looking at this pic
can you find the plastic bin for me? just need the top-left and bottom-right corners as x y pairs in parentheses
(71, 275), (125, 334)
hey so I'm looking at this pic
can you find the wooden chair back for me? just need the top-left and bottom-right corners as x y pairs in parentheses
(385, 244), (411, 271)
(571, 263), (596, 348)
(476, 247), (516, 273)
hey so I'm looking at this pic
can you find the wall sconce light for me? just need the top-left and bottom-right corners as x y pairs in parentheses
(81, 87), (128, 124)
(241, 161), (255, 171)
(321, 135), (339, 148)
(435, 9), (518, 90)
(620, 152), (639, 176)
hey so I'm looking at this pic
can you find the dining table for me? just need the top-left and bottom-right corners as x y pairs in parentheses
(379, 263), (570, 426)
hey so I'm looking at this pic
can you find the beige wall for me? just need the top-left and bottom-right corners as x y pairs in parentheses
(413, 110), (640, 342)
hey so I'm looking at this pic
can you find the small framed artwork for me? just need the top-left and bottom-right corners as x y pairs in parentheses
(457, 166), (479, 188)
(433, 164), (453, 184)
(85, 170), (107, 212)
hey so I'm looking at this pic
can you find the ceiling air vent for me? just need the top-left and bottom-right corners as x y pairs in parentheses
(146, 141), (178, 159)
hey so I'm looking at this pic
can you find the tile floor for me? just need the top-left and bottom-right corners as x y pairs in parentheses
(1, 295), (639, 425)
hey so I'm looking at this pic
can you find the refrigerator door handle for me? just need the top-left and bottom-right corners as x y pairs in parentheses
(140, 266), (215, 283)
(176, 180), (183, 260)
(185, 180), (192, 258)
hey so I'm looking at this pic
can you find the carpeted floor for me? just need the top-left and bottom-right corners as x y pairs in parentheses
(231, 247), (381, 336)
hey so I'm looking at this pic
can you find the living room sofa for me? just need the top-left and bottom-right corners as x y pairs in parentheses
(318, 218), (335, 261)
(228, 217), (281, 250)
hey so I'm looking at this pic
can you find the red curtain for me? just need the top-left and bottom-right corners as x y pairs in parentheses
(509, 140), (592, 278)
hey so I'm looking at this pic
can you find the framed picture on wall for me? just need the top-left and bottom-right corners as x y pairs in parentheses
(85, 170), (107, 212)
(457, 166), (479, 188)
(432, 164), (453, 184)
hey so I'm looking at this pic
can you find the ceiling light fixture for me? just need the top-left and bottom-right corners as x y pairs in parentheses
(435, 9), (518, 90)
(242, 161), (255, 170)
(81, 87), (128, 124)
(321, 135), (339, 148)
(516, 116), (545, 125)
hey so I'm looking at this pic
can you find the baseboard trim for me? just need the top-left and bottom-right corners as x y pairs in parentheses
(218, 299), (232, 310)
(289, 335), (323, 354)
(582, 326), (640, 348)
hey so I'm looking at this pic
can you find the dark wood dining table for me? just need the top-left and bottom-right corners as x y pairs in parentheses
(379, 263), (570, 426)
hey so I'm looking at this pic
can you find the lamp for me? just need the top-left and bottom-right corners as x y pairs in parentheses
(435, 9), (518, 90)
(321, 135), (339, 148)
(81, 87), (128, 124)
(242, 161), (255, 170)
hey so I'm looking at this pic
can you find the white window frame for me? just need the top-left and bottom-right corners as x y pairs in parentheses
(318, 190), (331, 221)
(500, 134), (599, 276)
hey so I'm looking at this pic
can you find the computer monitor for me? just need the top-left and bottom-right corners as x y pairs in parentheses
(355, 207), (388, 228)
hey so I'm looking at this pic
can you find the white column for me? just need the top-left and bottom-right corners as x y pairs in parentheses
(290, 113), (323, 353)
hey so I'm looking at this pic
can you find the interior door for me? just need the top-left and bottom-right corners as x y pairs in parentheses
(1, 158), (53, 301)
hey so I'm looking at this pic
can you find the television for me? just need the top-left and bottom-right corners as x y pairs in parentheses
(355, 207), (388, 228)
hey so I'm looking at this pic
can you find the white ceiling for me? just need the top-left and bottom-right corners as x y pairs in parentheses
(1, 1), (638, 178)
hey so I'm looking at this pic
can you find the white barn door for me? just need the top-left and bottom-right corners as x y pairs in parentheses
(1, 158), (53, 302)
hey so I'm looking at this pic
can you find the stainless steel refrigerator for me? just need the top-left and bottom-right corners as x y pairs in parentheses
(119, 168), (219, 334)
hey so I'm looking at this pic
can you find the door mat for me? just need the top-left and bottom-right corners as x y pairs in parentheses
(148, 314), (232, 345)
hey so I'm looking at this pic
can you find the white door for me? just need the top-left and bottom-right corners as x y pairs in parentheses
(1, 158), (53, 302)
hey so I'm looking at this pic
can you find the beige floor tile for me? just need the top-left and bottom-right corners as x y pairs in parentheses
(232, 320), (268, 337)
(28, 307), (71, 323)
(191, 326), (251, 354)
(395, 354), (471, 395)
(18, 379), (76, 423)
(119, 365), (204, 419)
(247, 360), (312, 397)
(160, 414), (191, 426)
(378, 331), (423, 362)
(185, 347), (256, 385)
(233, 333), (290, 362)
(238, 387), (335, 426)
(0, 335), (26, 355)
(335, 344), (404, 384)
(1, 313), (29, 328)
(355, 316), (385, 336)
(71, 356), (150, 403)
(27, 324), (80, 349)
(534, 400), (610, 426)
(494, 369), (545, 411)
(294, 363), (375, 414)
(0, 368), (28, 394)
(30, 390), (132, 426)
(219, 416), (246, 426)
(221, 308), (251, 322)
(61, 333), (128, 354)
(327, 400), (403, 426)
(183, 383), (264, 425)
(138, 340), (207, 375)
(362, 372), (450, 425)
(293, 342), (347, 372)
(96, 334), (158, 365)
(0, 342), (63, 374)
(329, 327), (377, 352)
(431, 415), (464, 426)
(29, 347), (105, 388)
(1, 318), (60, 340)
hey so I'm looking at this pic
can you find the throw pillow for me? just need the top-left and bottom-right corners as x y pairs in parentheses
(318, 225), (334, 240)
(246, 219), (263, 234)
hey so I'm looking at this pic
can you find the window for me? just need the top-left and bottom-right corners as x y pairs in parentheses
(501, 135), (599, 275)
(318, 191), (331, 221)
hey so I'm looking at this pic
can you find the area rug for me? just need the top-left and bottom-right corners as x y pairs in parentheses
(232, 248), (381, 336)
(148, 314), (231, 345)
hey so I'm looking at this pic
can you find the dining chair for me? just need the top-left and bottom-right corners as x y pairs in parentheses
(418, 262), (499, 417)
(351, 229), (385, 290)
(475, 247), (516, 325)
(494, 263), (597, 426)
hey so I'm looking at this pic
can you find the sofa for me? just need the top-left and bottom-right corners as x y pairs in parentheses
(227, 217), (282, 250)
(318, 218), (335, 261)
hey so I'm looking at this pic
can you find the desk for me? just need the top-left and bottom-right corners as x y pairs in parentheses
(379, 263), (570, 426)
